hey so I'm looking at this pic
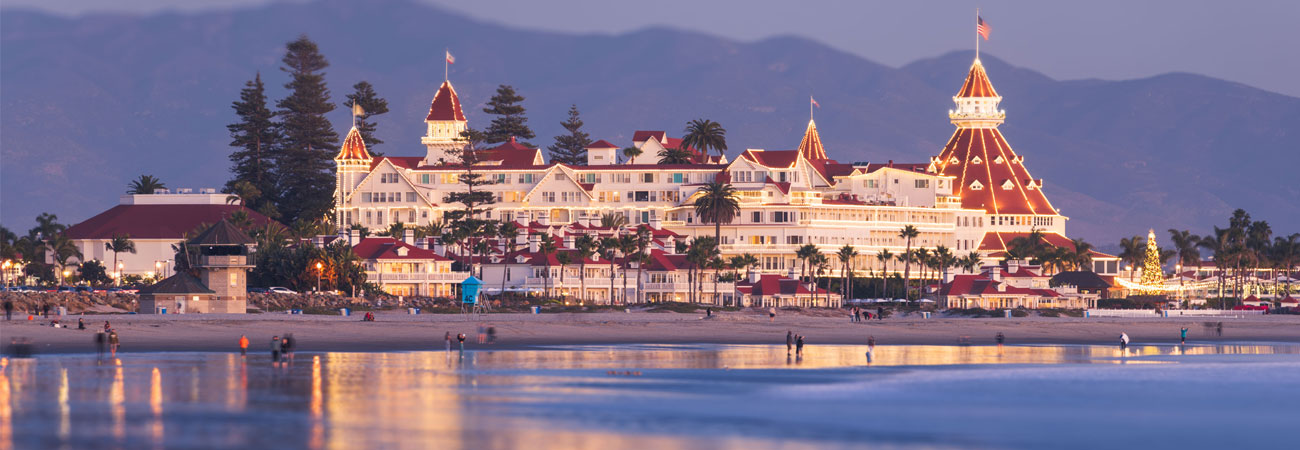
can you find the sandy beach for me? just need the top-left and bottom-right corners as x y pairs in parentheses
(5, 309), (1299, 355)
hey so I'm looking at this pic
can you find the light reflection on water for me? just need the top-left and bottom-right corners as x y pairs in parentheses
(2, 343), (1298, 449)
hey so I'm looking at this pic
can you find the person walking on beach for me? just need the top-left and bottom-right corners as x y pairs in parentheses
(444, 331), (452, 353)
(104, 321), (111, 331)
(108, 330), (119, 357)
(239, 335), (249, 356)
(769, 307), (776, 322)
(1180, 327), (1188, 345)
(270, 335), (282, 367)
(457, 333), (467, 356)
(94, 330), (107, 360)
(77, 318), (85, 330)
(3, 299), (12, 321)
(866, 335), (876, 363)
(877, 307), (884, 320)
(1119, 332), (1130, 350)
(786, 331), (794, 354)
(487, 326), (497, 344)
(1216, 322), (1223, 337)
(706, 308), (712, 318)
(477, 323), (486, 344)
(996, 332), (1005, 347)
(284, 334), (296, 362)
(795, 334), (805, 357)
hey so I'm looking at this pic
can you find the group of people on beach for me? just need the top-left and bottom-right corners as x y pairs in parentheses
(849, 306), (885, 322)
(269, 334), (296, 366)
(93, 321), (119, 359)
(785, 331), (805, 357)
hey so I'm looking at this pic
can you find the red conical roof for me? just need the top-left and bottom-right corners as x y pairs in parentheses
(426, 80), (466, 121)
(934, 127), (1054, 216)
(796, 119), (828, 160)
(335, 126), (372, 161)
(956, 59), (999, 98)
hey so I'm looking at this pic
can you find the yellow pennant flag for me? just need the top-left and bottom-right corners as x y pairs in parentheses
(352, 102), (365, 117)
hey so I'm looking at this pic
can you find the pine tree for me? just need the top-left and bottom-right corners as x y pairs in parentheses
(442, 128), (498, 276)
(482, 84), (534, 144)
(274, 35), (339, 226)
(546, 104), (591, 165)
(225, 72), (280, 216)
(343, 80), (389, 156)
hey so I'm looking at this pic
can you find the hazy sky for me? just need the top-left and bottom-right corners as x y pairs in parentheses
(5, 0), (1298, 97)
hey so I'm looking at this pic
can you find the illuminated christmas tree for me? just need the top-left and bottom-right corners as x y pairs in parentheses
(1139, 229), (1164, 292)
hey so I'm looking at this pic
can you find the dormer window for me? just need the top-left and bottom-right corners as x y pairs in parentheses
(1001, 179), (1014, 190)
(969, 180), (984, 190)
(949, 157), (960, 164)
(971, 156), (983, 164)
(993, 155), (1005, 164)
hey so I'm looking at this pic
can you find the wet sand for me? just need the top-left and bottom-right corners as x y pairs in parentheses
(4, 309), (1298, 354)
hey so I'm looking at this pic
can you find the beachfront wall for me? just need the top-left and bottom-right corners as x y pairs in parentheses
(942, 294), (1094, 310)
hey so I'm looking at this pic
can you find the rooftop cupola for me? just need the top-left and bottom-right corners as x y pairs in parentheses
(949, 59), (1006, 128)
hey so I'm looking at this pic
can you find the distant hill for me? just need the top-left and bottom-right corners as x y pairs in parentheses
(2, 0), (1296, 246)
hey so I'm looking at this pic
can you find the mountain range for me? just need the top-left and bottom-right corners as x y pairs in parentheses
(2, 0), (1297, 249)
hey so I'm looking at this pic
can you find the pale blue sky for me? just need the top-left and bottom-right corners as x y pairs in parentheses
(4, 0), (1298, 97)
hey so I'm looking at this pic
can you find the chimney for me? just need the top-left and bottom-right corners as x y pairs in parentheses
(1007, 259), (1020, 274)
(888, 160), (894, 167)
(529, 234), (541, 253)
(564, 234), (575, 249)
(516, 228), (529, 246)
(748, 270), (760, 284)
(349, 229), (361, 246)
(415, 237), (427, 249)
(578, 212), (590, 227)
(403, 229), (415, 245)
(649, 211), (662, 229)
(788, 266), (798, 280)
(538, 210), (550, 226)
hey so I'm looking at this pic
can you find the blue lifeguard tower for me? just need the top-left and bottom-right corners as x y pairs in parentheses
(461, 276), (485, 314)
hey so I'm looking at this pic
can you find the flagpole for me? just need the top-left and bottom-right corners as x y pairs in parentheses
(445, 48), (449, 81)
(975, 8), (980, 61)
(809, 96), (813, 121)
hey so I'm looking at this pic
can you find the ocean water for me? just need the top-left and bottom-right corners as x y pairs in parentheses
(3, 343), (1299, 449)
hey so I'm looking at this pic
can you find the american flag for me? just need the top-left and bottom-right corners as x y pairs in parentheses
(446, 50), (455, 64)
(810, 97), (820, 108)
(977, 16), (990, 40)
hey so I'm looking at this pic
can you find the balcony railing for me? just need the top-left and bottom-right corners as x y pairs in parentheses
(365, 271), (469, 283)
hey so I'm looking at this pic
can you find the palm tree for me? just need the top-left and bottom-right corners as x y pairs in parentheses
(621, 147), (643, 164)
(599, 213), (627, 230)
(836, 245), (858, 301)
(104, 234), (136, 285)
(574, 234), (596, 303)
(537, 234), (558, 298)
(497, 221), (520, 299)
(898, 225), (920, 299)
(810, 253), (829, 305)
(1118, 235), (1145, 281)
(1069, 238), (1094, 272)
(1167, 229), (1200, 294)
(680, 119), (728, 162)
(693, 181), (740, 302)
(1199, 228), (1232, 305)
(48, 234), (82, 284)
(962, 251), (983, 273)
(127, 175), (166, 194)
(556, 252), (573, 299)
(934, 245), (954, 297)
(600, 236), (620, 304)
(618, 233), (638, 305)
(633, 227), (651, 304)
(796, 244), (819, 282)
(915, 247), (931, 287)
(656, 147), (695, 165)
(875, 249), (893, 298)
(1273, 234), (1299, 297)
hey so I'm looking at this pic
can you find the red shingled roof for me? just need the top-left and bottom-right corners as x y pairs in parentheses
(588, 140), (620, 149)
(796, 119), (828, 160)
(956, 59), (999, 98)
(426, 80), (466, 121)
(736, 274), (828, 296)
(64, 204), (280, 240)
(336, 126), (372, 161)
(352, 237), (450, 261)
(633, 131), (666, 142)
(935, 127), (1055, 216)
(740, 149), (798, 168)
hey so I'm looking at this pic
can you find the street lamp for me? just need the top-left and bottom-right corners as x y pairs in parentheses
(117, 261), (124, 286)
(2, 260), (11, 286)
(316, 262), (323, 292)
(63, 269), (71, 285)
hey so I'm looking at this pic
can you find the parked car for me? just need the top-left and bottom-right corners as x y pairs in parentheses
(247, 287), (268, 294)
(57, 286), (75, 293)
(268, 287), (298, 295)
(76, 286), (95, 293)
